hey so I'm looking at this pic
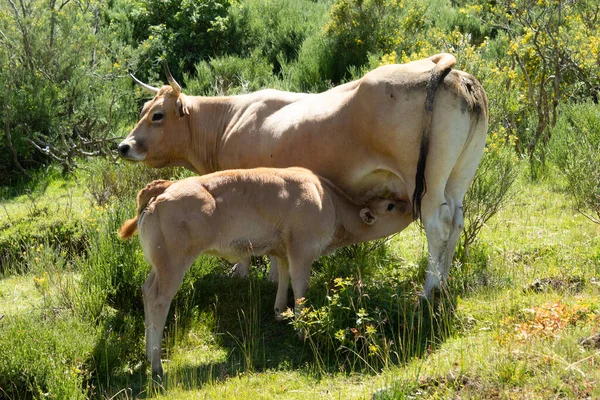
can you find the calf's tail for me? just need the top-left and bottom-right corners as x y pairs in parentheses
(412, 53), (456, 221)
(119, 180), (174, 239)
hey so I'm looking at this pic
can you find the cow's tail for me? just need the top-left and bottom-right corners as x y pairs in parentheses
(119, 180), (174, 239)
(412, 53), (456, 221)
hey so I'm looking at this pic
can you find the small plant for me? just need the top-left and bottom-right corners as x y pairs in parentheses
(550, 102), (600, 224)
(459, 130), (518, 260)
(284, 271), (456, 373)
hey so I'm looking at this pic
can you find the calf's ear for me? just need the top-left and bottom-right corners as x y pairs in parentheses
(360, 208), (377, 225)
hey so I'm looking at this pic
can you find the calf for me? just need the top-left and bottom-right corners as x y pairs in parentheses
(120, 167), (411, 377)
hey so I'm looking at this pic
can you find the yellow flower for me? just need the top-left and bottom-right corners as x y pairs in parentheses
(368, 344), (379, 355)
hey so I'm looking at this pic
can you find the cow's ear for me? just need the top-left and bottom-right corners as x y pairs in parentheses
(176, 97), (190, 118)
(360, 208), (376, 225)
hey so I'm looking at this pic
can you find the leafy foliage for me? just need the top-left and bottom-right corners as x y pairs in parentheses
(550, 102), (600, 224)
(0, 0), (137, 182)
(130, 0), (232, 80)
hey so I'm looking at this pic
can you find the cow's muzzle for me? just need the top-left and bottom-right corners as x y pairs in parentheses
(117, 140), (145, 161)
(117, 142), (130, 157)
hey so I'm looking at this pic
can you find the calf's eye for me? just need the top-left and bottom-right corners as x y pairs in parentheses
(387, 203), (395, 211)
(152, 112), (164, 122)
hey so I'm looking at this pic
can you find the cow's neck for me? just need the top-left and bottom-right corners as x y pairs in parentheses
(187, 96), (234, 174)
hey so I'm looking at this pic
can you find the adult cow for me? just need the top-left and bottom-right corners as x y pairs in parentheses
(118, 53), (488, 297)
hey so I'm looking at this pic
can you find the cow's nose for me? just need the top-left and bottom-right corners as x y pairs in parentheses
(118, 143), (130, 156)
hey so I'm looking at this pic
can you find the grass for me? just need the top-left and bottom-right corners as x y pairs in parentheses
(0, 161), (599, 398)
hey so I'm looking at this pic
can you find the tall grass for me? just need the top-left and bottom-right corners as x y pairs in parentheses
(1, 158), (599, 398)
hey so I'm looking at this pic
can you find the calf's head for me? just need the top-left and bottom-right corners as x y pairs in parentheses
(118, 69), (192, 169)
(358, 197), (412, 239)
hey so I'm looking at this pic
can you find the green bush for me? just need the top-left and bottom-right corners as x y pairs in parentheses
(0, 1), (138, 181)
(229, 0), (329, 75)
(0, 215), (85, 275)
(130, 0), (232, 79)
(550, 102), (600, 224)
(186, 50), (275, 96)
(459, 134), (518, 259)
(322, 0), (403, 84)
(284, 243), (455, 372)
(78, 158), (186, 207)
(0, 313), (96, 399)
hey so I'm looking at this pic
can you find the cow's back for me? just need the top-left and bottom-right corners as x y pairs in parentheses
(219, 58), (487, 204)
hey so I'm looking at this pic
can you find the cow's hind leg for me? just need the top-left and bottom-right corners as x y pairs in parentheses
(422, 196), (454, 297)
(422, 164), (485, 297)
(442, 192), (466, 280)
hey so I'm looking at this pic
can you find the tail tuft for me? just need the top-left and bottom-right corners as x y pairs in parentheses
(119, 217), (139, 239)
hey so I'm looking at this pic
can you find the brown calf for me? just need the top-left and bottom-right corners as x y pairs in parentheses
(120, 167), (411, 377)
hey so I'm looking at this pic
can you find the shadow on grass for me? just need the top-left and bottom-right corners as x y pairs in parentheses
(87, 255), (459, 397)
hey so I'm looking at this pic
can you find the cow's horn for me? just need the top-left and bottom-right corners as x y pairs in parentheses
(130, 73), (159, 94)
(163, 61), (181, 97)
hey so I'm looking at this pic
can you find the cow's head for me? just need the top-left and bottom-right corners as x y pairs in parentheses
(118, 65), (192, 169)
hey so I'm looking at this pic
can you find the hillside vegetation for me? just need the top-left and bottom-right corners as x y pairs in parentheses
(0, 0), (599, 398)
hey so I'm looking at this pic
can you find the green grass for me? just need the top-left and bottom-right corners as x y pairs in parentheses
(0, 161), (599, 398)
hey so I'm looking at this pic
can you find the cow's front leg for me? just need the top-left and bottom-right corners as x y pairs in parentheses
(231, 256), (279, 282)
(231, 258), (251, 278)
(274, 257), (290, 321)
(267, 256), (279, 282)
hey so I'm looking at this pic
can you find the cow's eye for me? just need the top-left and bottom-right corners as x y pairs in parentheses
(387, 203), (395, 211)
(152, 112), (164, 122)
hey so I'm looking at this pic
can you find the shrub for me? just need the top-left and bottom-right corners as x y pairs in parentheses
(459, 131), (519, 259)
(130, 0), (232, 79)
(323, 0), (403, 84)
(79, 158), (187, 207)
(227, 0), (329, 75)
(0, 1), (138, 181)
(284, 243), (456, 372)
(186, 50), (275, 96)
(0, 214), (86, 275)
(0, 313), (96, 399)
(550, 102), (600, 224)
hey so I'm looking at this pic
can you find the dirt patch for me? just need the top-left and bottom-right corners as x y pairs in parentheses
(524, 276), (584, 294)
(578, 333), (600, 349)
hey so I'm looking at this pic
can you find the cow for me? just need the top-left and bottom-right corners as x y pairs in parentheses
(119, 167), (411, 377)
(118, 53), (489, 297)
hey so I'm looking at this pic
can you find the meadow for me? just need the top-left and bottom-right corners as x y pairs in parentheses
(0, 159), (598, 399)
(1, 0), (599, 398)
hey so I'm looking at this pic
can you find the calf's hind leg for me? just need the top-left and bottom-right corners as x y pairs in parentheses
(274, 256), (290, 320)
(141, 229), (194, 377)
